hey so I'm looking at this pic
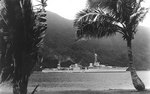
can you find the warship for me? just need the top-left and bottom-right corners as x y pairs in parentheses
(42, 53), (127, 73)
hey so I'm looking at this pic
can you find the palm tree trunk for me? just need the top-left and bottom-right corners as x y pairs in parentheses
(127, 39), (145, 91)
(13, 77), (28, 94)
(0, 37), (6, 73)
(12, 51), (29, 94)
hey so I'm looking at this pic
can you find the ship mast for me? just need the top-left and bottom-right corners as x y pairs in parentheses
(94, 50), (100, 66)
(94, 53), (98, 64)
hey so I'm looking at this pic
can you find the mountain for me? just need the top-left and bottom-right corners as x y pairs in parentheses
(42, 11), (150, 70)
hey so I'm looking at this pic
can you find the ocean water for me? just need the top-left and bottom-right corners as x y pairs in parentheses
(0, 71), (150, 94)
(29, 71), (150, 91)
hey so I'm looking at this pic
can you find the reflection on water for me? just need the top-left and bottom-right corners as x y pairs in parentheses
(29, 71), (150, 91)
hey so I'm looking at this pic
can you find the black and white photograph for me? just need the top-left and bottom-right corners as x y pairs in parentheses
(0, 0), (150, 94)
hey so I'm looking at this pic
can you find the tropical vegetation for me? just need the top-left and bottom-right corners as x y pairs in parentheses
(0, 0), (47, 94)
(74, 0), (149, 91)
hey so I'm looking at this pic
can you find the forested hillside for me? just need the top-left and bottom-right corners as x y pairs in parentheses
(40, 11), (150, 70)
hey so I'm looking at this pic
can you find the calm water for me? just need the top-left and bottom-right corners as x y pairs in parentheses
(29, 71), (150, 91)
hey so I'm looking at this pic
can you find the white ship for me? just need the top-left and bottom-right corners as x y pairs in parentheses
(42, 53), (127, 73)
(42, 63), (84, 73)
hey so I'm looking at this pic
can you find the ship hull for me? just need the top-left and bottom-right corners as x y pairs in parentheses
(84, 67), (127, 73)
(42, 67), (127, 73)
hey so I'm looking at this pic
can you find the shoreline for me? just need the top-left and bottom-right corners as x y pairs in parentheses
(1, 90), (150, 94)
(1, 86), (150, 94)
(34, 89), (150, 94)
(36, 89), (150, 94)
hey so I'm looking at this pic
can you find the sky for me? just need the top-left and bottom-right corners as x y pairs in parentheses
(45, 0), (87, 20)
(33, 0), (150, 28)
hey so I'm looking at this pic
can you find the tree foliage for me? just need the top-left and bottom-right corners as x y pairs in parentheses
(74, 0), (149, 91)
(74, 8), (122, 39)
(75, 0), (149, 41)
(0, 0), (47, 89)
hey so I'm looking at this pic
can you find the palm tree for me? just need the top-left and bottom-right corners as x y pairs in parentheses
(0, 0), (47, 94)
(74, 0), (149, 91)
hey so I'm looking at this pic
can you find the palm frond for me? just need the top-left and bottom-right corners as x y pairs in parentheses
(129, 7), (149, 32)
(0, 0), (47, 85)
(74, 8), (123, 40)
(87, 0), (118, 10)
(88, 0), (145, 23)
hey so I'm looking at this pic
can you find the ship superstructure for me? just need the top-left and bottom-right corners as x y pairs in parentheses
(42, 53), (127, 73)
